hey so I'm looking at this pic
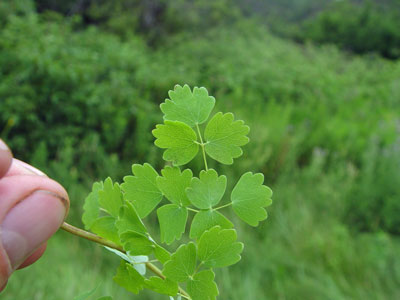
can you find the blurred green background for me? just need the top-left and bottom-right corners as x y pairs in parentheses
(1, 0), (400, 299)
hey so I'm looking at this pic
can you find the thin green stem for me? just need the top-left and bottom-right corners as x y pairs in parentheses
(194, 261), (204, 274)
(214, 202), (233, 211)
(60, 222), (191, 299)
(196, 123), (208, 171)
(179, 294), (191, 300)
(187, 207), (200, 213)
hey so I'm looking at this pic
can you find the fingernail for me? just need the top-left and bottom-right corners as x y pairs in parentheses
(0, 139), (10, 152)
(1, 190), (67, 270)
(13, 159), (47, 177)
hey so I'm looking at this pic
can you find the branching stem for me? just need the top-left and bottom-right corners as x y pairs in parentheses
(60, 222), (191, 299)
(214, 202), (233, 210)
(196, 123), (208, 171)
(187, 207), (200, 213)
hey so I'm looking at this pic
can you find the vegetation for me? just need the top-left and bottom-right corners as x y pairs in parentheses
(300, 1), (400, 59)
(1, 0), (400, 299)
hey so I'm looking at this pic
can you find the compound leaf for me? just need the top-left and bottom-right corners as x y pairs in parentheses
(115, 202), (147, 236)
(153, 121), (198, 166)
(120, 231), (155, 256)
(121, 163), (162, 218)
(231, 172), (273, 226)
(156, 167), (192, 206)
(144, 277), (179, 296)
(157, 204), (188, 244)
(190, 210), (233, 240)
(163, 242), (197, 282)
(161, 84), (215, 127)
(204, 112), (249, 164)
(187, 269), (219, 300)
(113, 261), (145, 294)
(82, 181), (103, 230)
(91, 216), (120, 245)
(186, 169), (226, 209)
(98, 177), (123, 218)
(198, 226), (243, 268)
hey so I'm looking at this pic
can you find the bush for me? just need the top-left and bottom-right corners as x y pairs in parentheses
(346, 135), (400, 234)
(300, 1), (400, 59)
(1, 11), (400, 232)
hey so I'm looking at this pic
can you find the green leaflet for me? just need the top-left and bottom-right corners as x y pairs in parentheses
(154, 244), (171, 264)
(120, 231), (155, 256)
(186, 169), (227, 209)
(187, 269), (219, 300)
(204, 112), (250, 164)
(231, 172), (273, 226)
(121, 163), (162, 218)
(91, 216), (120, 245)
(115, 202), (147, 236)
(198, 226), (243, 268)
(160, 84), (215, 127)
(156, 167), (192, 206)
(82, 181), (103, 230)
(144, 277), (179, 296)
(97, 297), (112, 300)
(98, 177), (123, 218)
(113, 261), (145, 294)
(157, 204), (188, 244)
(190, 210), (233, 239)
(163, 242), (197, 282)
(152, 120), (198, 166)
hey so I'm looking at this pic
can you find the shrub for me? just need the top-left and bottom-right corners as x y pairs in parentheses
(301, 1), (400, 59)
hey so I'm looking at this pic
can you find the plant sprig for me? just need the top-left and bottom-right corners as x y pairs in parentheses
(63, 84), (273, 300)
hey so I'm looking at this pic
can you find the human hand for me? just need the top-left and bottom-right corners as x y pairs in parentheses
(0, 139), (69, 291)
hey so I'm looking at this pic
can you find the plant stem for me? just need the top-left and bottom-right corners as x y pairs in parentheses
(214, 202), (233, 210)
(196, 123), (208, 171)
(187, 207), (200, 213)
(60, 222), (191, 299)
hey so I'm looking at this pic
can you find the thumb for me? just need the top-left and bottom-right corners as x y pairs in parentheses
(0, 175), (69, 289)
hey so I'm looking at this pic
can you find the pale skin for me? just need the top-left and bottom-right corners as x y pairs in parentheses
(0, 139), (69, 292)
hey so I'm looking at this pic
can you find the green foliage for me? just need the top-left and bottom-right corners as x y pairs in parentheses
(153, 122), (199, 166)
(300, 1), (400, 59)
(197, 226), (243, 268)
(163, 243), (197, 282)
(2, 5), (400, 299)
(121, 164), (162, 218)
(231, 172), (273, 226)
(187, 270), (219, 300)
(156, 167), (193, 206)
(204, 112), (250, 165)
(186, 169), (227, 209)
(113, 261), (145, 294)
(157, 204), (188, 244)
(190, 210), (233, 240)
(161, 85), (215, 127)
(346, 136), (400, 234)
(79, 85), (272, 299)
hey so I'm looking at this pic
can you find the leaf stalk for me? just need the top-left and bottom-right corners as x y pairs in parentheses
(60, 222), (191, 299)
(195, 123), (208, 171)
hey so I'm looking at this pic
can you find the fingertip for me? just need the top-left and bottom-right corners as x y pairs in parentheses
(17, 243), (47, 270)
(0, 139), (12, 179)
